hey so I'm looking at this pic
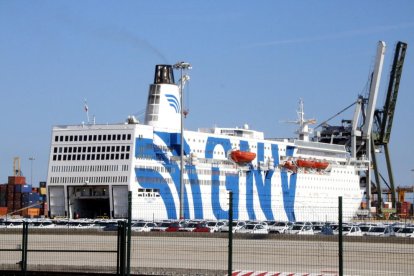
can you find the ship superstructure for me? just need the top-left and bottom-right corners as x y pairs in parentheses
(46, 65), (363, 222)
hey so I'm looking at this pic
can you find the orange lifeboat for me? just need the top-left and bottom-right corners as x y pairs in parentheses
(314, 161), (329, 170)
(283, 161), (297, 172)
(296, 159), (329, 170)
(230, 150), (256, 163)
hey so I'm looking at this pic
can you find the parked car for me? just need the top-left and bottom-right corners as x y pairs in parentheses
(285, 222), (314, 235)
(151, 221), (173, 232)
(205, 220), (227, 232)
(165, 222), (188, 232)
(395, 227), (414, 238)
(219, 221), (246, 233)
(192, 223), (211, 233)
(236, 223), (269, 234)
(318, 224), (334, 235)
(365, 225), (395, 237)
(269, 221), (293, 234)
(334, 225), (363, 236)
(131, 222), (157, 232)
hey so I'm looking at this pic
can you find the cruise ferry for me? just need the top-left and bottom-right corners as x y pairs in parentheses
(46, 64), (364, 222)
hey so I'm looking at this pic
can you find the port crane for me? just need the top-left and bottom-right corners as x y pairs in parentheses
(371, 42), (408, 210)
(317, 41), (407, 214)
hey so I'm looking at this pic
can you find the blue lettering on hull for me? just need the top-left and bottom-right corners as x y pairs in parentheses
(134, 132), (297, 221)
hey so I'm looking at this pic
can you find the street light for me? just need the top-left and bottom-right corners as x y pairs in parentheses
(29, 157), (35, 185)
(173, 61), (192, 220)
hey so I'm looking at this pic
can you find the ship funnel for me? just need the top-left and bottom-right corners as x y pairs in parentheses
(154, 65), (175, 84)
(144, 65), (181, 130)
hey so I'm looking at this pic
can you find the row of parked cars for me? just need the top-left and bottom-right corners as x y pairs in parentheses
(1, 217), (414, 237)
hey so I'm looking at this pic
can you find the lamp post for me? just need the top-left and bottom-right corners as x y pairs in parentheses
(173, 61), (192, 220)
(29, 157), (35, 185)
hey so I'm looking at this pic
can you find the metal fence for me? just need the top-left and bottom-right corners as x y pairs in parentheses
(1, 194), (414, 276)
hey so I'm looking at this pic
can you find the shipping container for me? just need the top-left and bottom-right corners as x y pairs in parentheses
(22, 208), (40, 217)
(0, 207), (8, 216)
(15, 184), (32, 193)
(39, 187), (47, 195)
(8, 176), (26, 185)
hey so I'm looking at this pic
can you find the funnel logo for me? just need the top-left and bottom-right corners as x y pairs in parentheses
(165, 94), (180, 113)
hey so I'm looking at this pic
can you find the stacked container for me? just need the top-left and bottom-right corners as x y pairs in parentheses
(0, 176), (48, 218)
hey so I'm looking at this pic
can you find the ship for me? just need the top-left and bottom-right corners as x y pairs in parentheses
(46, 64), (363, 222)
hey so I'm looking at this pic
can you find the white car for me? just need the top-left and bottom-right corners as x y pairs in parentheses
(285, 222), (314, 235)
(205, 220), (227, 232)
(365, 225), (395, 237)
(269, 221), (293, 234)
(236, 223), (269, 234)
(395, 227), (414, 238)
(334, 225), (363, 236)
(219, 221), (246, 233)
(131, 222), (157, 232)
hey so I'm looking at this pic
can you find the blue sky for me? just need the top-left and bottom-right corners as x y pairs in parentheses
(1, 1), (413, 198)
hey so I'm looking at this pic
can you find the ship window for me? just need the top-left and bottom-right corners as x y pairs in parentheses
(91, 154), (95, 160)
(127, 134), (131, 140)
(82, 154), (86, 160)
(112, 134), (116, 140)
(106, 154), (110, 160)
(120, 153), (124, 159)
(117, 134), (121, 140)
(83, 135), (87, 141)
(54, 147), (58, 153)
(67, 155), (71, 161)
(97, 146), (101, 153)
(103, 135), (106, 141)
(107, 135), (111, 141)
(101, 154), (105, 160)
(121, 146), (125, 151)
(93, 135), (97, 141)
(70, 136), (73, 142)
(115, 154), (119, 160)
(74, 136), (78, 142)
(111, 146), (115, 152)
(126, 146), (130, 151)
(79, 135), (83, 141)
(53, 155), (57, 161)
(116, 146), (120, 152)
(77, 155), (81, 161)
(126, 153), (130, 159)
(68, 147), (72, 153)
(111, 154), (115, 160)
(55, 136), (58, 142)
(92, 146), (96, 152)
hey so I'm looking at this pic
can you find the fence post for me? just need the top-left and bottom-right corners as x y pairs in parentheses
(21, 220), (28, 274)
(338, 196), (343, 276)
(127, 191), (132, 276)
(118, 220), (126, 276)
(228, 191), (233, 276)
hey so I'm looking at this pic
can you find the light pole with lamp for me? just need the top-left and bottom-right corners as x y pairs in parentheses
(29, 157), (35, 185)
(173, 61), (192, 220)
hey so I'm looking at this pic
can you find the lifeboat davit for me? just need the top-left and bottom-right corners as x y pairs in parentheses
(296, 159), (329, 170)
(230, 150), (256, 163)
